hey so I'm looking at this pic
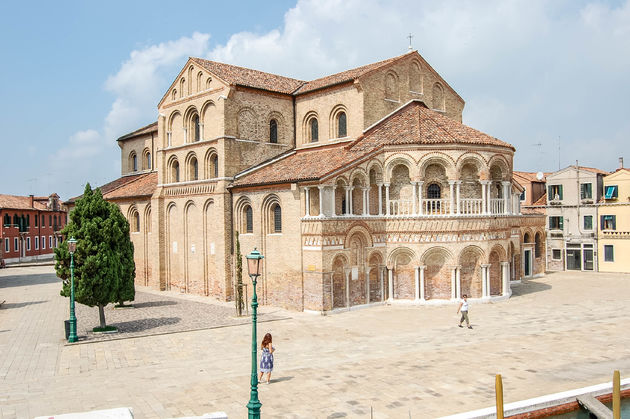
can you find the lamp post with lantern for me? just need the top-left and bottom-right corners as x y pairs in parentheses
(67, 237), (78, 343)
(245, 248), (264, 419)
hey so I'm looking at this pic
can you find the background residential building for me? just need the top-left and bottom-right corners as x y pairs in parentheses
(1, 194), (67, 265)
(598, 162), (630, 273)
(541, 165), (607, 272)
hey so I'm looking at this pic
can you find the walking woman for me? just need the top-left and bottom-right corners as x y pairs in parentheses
(258, 333), (275, 384)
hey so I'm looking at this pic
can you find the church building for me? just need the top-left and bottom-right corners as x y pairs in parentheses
(74, 50), (546, 311)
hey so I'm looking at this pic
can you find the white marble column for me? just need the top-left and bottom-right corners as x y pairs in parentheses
(412, 181), (418, 215)
(331, 186), (336, 216)
(456, 181), (462, 215)
(480, 181), (488, 215)
(384, 183), (391, 216)
(502, 181), (511, 214)
(448, 181), (456, 215)
(318, 185), (325, 217)
(377, 183), (383, 216)
(362, 188), (368, 216)
(388, 268), (394, 302)
(418, 181), (424, 216)
(414, 267), (420, 301)
(419, 265), (426, 300)
(304, 187), (311, 217)
(366, 187), (371, 216)
(481, 263), (490, 297)
(455, 265), (461, 299)
(379, 267), (385, 301)
(501, 261), (510, 296)
(349, 187), (354, 215)
(451, 267), (457, 299)
(365, 266), (370, 304)
(344, 187), (351, 215)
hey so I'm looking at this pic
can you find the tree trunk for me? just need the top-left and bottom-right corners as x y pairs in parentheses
(98, 304), (106, 328)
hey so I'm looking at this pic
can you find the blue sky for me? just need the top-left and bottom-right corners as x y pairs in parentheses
(1, 0), (629, 199)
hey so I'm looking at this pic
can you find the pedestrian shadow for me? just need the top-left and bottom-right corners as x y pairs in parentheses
(0, 300), (47, 309)
(510, 280), (552, 297)
(131, 300), (178, 309)
(109, 317), (181, 333)
(271, 376), (294, 383)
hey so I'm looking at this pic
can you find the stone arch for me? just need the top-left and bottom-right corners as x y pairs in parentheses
(143, 204), (152, 233)
(522, 228), (534, 244)
(204, 148), (219, 179)
(458, 246), (485, 298)
(183, 200), (202, 293)
(167, 155), (180, 183)
(432, 82), (445, 111)
(329, 104), (348, 139)
(234, 196), (253, 234)
(237, 107), (257, 140)
(185, 151), (199, 181)
(187, 65), (194, 95)
(127, 205), (140, 233)
(196, 71), (203, 92)
(409, 60), (423, 93)
(179, 78), (185, 98)
(419, 153), (456, 180)
(344, 224), (373, 252)
(261, 194), (282, 235)
(166, 202), (179, 291)
(534, 231), (543, 258)
(201, 101), (216, 140)
(488, 155), (511, 181)
(384, 155), (416, 182)
(488, 244), (506, 296)
(349, 168), (368, 186)
(142, 147), (151, 170)
(168, 111), (183, 146)
(202, 198), (216, 296)
(334, 176), (349, 215)
(345, 230), (370, 306)
(331, 253), (349, 309)
(267, 111), (285, 143)
(303, 111), (319, 143)
(368, 161), (384, 215)
(385, 71), (400, 100)
(368, 250), (385, 302)
(388, 246), (417, 300)
(128, 150), (138, 173)
(421, 246), (453, 300)
(457, 154), (485, 208)
(349, 169), (368, 215)
(455, 152), (487, 176)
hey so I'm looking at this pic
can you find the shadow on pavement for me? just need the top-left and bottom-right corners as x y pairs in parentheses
(0, 273), (60, 288)
(510, 280), (552, 297)
(109, 317), (181, 333)
(0, 300), (48, 309)
(132, 300), (178, 309)
(271, 376), (294, 383)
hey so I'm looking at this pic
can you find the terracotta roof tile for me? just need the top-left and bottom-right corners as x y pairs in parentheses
(191, 58), (305, 95)
(67, 172), (155, 204)
(513, 171), (546, 183)
(531, 192), (547, 206)
(232, 101), (513, 187)
(578, 166), (609, 175)
(0, 194), (49, 211)
(103, 172), (157, 201)
(118, 122), (158, 142)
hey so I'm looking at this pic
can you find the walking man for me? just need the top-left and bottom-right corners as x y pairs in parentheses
(457, 294), (472, 329)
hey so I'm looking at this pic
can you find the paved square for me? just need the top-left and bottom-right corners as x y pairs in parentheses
(1, 266), (629, 418)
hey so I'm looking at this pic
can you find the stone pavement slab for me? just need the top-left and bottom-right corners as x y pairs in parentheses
(1, 266), (630, 418)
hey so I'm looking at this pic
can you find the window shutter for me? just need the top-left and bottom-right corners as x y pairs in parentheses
(612, 215), (616, 230)
(559, 217), (564, 230)
(548, 185), (552, 198)
(558, 185), (563, 200)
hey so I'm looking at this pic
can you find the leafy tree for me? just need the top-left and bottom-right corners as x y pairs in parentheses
(55, 184), (135, 329)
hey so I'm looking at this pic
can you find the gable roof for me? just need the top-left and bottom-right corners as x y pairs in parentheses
(191, 57), (305, 95)
(66, 172), (157, 204)
(547, 165), (609, 179)
(0, 194), (49, 211)
(513, 171), (547, 183)
(118, 121), (158, 142)
(232, 100), (513, 188)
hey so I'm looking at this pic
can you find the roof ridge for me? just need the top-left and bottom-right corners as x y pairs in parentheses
(100, 172), (151, 196)
(191, 57), (306, 84)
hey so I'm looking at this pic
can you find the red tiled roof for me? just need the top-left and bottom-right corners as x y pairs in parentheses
(578, 166), (609, 175)
(513, 171), (547, 183)
(232, 101), (513, 187)
(0, 194), (48, 211)
(191, 58), (305, 95)
(118, 122), (158, 142)
(67, 172), (156, 204)
(531, 192), (547, 206)
(103, 172), (157, 201)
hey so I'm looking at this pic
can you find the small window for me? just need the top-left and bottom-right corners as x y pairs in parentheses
(26, 237), (31, 251)
(604, 245), (614, 262)
(337, 112), (347, 138)
(580, 183), (592, 199)
(14, 237), (19, 251)
(427, 183), (441, 199)
(245, 206), (253, 233)
(273, 204), (282, 233)
(552, 249), (562, 260)
(132, 154), (138, 171)
(212, 155), (219, 178)
(49, 236), (53, 249)
(310, 118), (318, 142)
(605, 185), (618, 199)
(3, 214), (9, 226)
(147, 152), (152, 169)
(193, 159), (198, 180)
(35, 236), (39, 250)
(4, 238), (9, 253)
(133, 213), (140, 232)
(269, 119), (278, 143)
(549, 216), (563, 230)
(583, 215), (593, 230)
(520, 188), (526, 202)
(34, 214), (38, 227)
(41, 215), (45, 227)
(41, 236), (45, 250)
(601, 215), (616, 230)
(193, 115), (200, 141)
(534, 233), (542, 257)
(49, 215), (52, 226)
(548, 185), (563, 200)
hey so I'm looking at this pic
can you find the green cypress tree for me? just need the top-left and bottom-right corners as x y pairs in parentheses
(55, 183), (136, 330)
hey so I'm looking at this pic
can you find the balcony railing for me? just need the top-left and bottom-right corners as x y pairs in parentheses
(460, 198), (482, 215)
(490, 198), (504, 214)
(423, 199), (449, 215)
(389, 200), (414, 216)
(384, 197), (510, 217)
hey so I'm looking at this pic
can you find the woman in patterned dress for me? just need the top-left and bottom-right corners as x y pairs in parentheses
(258, 333), (275, 384)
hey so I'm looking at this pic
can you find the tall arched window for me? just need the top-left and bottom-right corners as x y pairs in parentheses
(189, 157), (198, 180)
(146, 152), (151, 169)
(170, 160), (180, 183)
(269, 119), (278, 143)
(245, 206), (253, 233)
(310, 118), (318, 142)
(535, 233), (542, 257)
(427, 183), (441, 198)
(193, 115), (200, 141)
(337, 112), (347, 138)
(130, 152), (137, 172)
(212, 155), (219, 177)
(273, 204), (282, 233)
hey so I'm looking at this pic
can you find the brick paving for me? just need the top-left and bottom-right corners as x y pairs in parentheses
(1, 266), (630, 418)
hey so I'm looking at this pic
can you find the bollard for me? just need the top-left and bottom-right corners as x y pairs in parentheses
(613, 370), (620, 419)
(496, 374), (504, 419)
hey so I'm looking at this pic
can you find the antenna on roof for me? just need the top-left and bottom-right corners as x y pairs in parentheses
(407, 33), (414, 51)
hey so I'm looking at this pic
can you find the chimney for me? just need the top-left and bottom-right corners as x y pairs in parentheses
(620, 157), (624, 169)
(29, 194), (34, 208)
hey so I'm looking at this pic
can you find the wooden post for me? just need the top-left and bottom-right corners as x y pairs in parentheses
(613, 370), (621, 419)
(496, 374), (504, 419)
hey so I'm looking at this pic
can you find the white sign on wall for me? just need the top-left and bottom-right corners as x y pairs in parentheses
(191, 244), (196, 254)
(210, 242), (215, 255)
(172, 241), (178, 253)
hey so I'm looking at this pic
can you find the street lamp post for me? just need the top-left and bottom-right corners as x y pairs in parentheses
(245, 248), (264, 419)
(67, 237), (78, 343)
